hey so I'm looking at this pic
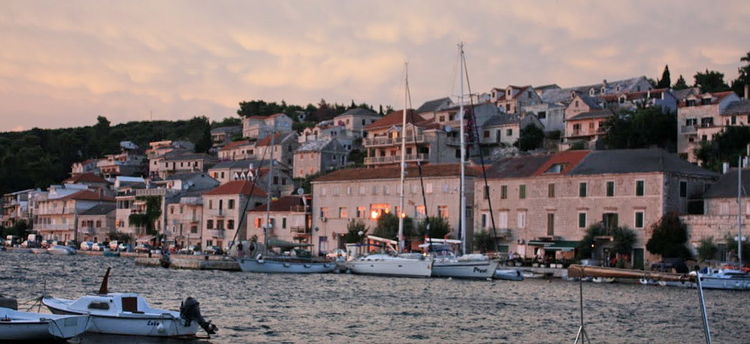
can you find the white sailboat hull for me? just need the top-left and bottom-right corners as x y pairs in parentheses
(238, 258), (336, 273)
(432, 260), (499, 279)
(347, 255), (432, 277)
(0, 307), (89, 340)
(698, 271), (750, 290)
(43, 296), (200, 337)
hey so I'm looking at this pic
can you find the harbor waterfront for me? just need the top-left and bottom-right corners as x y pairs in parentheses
(2, 252), (749, 343)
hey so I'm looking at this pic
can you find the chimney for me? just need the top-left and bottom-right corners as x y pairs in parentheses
(722, 162), (730, 174)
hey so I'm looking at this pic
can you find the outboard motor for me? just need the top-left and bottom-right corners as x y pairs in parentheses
(180, 297), (218, 335)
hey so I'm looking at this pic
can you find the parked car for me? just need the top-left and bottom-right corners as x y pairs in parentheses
(203, 246), (223, 255)
(118, 243), (132, 252)
(91, 243), (106, 251)
(80, 241), (95, 251)
(177, 245), (198, 255)
(134, 244), (153, 253)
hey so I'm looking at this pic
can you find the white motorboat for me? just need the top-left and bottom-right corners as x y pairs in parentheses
(347, 253), (433, 278)
(494, 268), (525, 281)
(698, 268), (750, 290)
(47, 245), (75, 255)
(42, 268), (217, 337)
(0, 307), (89, 341)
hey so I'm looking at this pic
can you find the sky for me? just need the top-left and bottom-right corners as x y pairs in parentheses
(1, 0), (749, 131)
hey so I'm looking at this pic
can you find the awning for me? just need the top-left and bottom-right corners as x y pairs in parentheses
(527, 240), (580, 252)
(267, 238), (313, 248)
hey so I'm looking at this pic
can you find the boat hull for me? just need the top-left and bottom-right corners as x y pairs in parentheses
(238, 258), (336, 273)
(432, 260), (499, 279)
(47, 246), (75, 255)
(494, 268), (525, 281)
(0, 307), (89, 340)
(347, 256), (432, 277)
(698, 275), (750, 290)
(42, 298), (198, 337)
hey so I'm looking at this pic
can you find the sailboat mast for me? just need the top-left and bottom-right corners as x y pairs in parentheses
(398, 62), (408, 252)
(738, 156), (743, 264)
(264, 125), (276, 249)
(459, 42), (467, 255)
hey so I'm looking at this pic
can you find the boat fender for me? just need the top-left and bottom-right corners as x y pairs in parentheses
(180, 297), (218, 335)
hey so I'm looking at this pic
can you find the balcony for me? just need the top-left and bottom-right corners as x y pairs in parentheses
(364, 153), (428, 165)
(364, 135), (425, 147)
(289, 205), (310, 213)
(78, 227), (96, 235)
(206, 229), (225, 238)
(680, 125), (697, 134)
(290, 226), (310, 234)
(36, 224), (73, 231)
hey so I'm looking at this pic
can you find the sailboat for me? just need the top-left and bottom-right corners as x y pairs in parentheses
(346, 62), (433, 278)
(429, 43), (498, 279)
(236, 128), (335, 274)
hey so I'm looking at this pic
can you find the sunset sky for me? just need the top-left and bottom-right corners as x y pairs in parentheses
(1, 0), (748, 131)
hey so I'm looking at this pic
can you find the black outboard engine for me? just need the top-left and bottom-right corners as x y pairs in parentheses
(180, 297), (218, 335)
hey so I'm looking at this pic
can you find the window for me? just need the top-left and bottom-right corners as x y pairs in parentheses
(254, 217), (262, 229)
(547, 213), (555, 236)
(501, 185), (508, 199)
(635, 211), (644, 228)
(519, 185), (526, 199)
(578, 212), (587, 229)
(206, 220), (213, 229)
(579, 182), (587, 197)
(483, 185), (489, 200)
(416, 205), (426, 218)
(538, 111), (546, 119)
(636, 180), (645, 196)
(282, 217), (287, 229)
(517, 211), (526, 228)
(498, 211), (508, 228)
(227, 219), (234, 230)
(481, 213), (488, 228)
(356, 207), (366, 218)
(506, 128), (513, 137)
(339, 207), (348, 218)
(190, 225), (198, 234)
(320, 207), (329, 218)
(548, 183), (555, 198)
(483, 130), (490, 138)
(208, 200), (213, 209)
(228, 199), (235, 209)
(216, 220), (224, 229)
(680, 181), (687, 198)
(606, 181), (615, 197)
(437, 205), (448, 218)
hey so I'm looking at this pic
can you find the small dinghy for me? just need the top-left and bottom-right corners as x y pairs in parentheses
(47, 245), (75, 255)
(42, 268), (217, 338)
(494, 269), (525, 281)
(0, 307), (89, 341)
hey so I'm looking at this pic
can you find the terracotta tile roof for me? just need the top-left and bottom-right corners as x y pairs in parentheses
(678, 91), (736, 107)
(567, 109), (615, 121)
(532, 150), (590, 176)
(364, 109), (427, 130)
(484, 155), (551, 179)
(219, 139), (252, 151)
(314, 163), (476, 182)
(599, 88), (669, 102)
(60, 190), (115, 202)
(256, 132), (293, 147)
(249, 195), (306, 213)
(202, 180), (267, 197)
(64, 173), (107, 184)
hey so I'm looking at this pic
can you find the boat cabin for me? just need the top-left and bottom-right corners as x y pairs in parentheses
(66, 293), (155, 316)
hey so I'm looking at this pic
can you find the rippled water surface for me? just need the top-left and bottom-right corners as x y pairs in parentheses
(1, 251), (749, 343)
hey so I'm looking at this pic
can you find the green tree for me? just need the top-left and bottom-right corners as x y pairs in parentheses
(696, 237), (718, 262)
(602, 108), (677, 150)
(128, 196), (162, 236)
(576, 224), (636, 260)
(107, 231), (134, 244)
(342, 220), (368, 244)
(416, 216), (452, 239)
(516, 125), (545, 151)
(372, 213), (414, 240)
(731, 50), (750, 97)
(725, 234), (750, 266)
(656, 65), (671, 88)
(646, 213), (692, 259)
(347, 149), (365, 166)
(693, 126), (750, 171)
(473, 230), (494, 253)
(694, 69), (730, 93)
(672, 75), (689, 90)
(211, 117), (242, 129)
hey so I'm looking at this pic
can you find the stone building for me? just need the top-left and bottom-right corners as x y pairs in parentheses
(293, 138), (348, 178)
(201, 180), (267, 250)
(676, 91), (746, 162)
(247, 195), (311, 246)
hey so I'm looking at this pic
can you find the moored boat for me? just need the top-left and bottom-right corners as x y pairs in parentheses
(698, 268), (750, 290)
(47, 245), (75, 255)
(0, 307), (89, 341)
(347, 253), (433, 278)
(238, 256), (336, 273)
(494, 268), (525, 281)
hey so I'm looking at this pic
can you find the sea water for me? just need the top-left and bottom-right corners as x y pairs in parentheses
(1, 252), (748, 344)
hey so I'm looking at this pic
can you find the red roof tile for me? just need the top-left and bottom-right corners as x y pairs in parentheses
(60, 190), (115, 202)
(64, 173), (107, 184)
(532, 150), (590, 176)
(255, 133), (286, 147)
(219, 140), (252, 151)
(248, 195), (306, 213)
(202, 180), (267, 197)
(364, 109), (427, 130)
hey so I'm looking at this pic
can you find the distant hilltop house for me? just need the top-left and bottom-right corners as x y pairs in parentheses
(210, 126), (242, 149)
(242, 113), (293, 140)
(677, 91), (749, 162)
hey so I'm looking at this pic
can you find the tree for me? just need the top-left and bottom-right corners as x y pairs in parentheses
(576, 223), (636, 260)
(108, 231), (134, 244)
(342, 220), (368, 244)
(656, 65), (671, 89)
(725, 234), (750, 266)
(693, 69), (730, 93)
(696, 237), (718, 262)
(128, 196), (162, 236)
(211, 117), (242, 129)
(473, 230), (494, 253)
(693, 126), (750, 171)
(372, 213), (414, 240)
(602, 107), (677, 150)
(672, 75), (689, 90)
(646, 213), (692, 259)
(731, 50), (750, 97)
(516, 125), (545, 151)
(347, 149), (365, 166)
(416, 216), (452, 239)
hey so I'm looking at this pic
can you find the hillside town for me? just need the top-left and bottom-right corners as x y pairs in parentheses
(2, 75), (750, 268)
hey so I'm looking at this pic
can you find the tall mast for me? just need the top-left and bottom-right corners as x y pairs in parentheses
(398, 62), (408, 251)
(264, 124), (276, 249)
(459, 42), (467, 255)
(738, 156), (743, 264)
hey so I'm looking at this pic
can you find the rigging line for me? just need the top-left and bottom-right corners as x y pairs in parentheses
(227, 137), (273, 252)
(416, 161), (431, 252)
(462, 46), (500, 253)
